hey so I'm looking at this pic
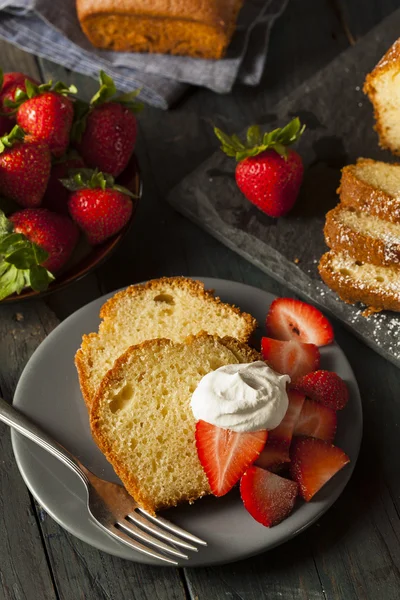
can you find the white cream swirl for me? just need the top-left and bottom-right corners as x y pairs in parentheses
(190, 361), (290, 433)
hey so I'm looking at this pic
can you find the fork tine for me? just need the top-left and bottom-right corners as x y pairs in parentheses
(137, 508), (207, 546)
(117, 519), (189, 560)
(126, 511), (198, 552)
(100, 523), (179, 565)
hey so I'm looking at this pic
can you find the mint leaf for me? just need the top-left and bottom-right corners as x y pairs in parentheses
(0, 262), (18, 300)
(0, 209), (13, 236)
(29, 265), (54, 292)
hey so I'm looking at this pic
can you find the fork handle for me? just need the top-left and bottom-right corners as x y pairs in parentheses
(0, 396), (89, 487)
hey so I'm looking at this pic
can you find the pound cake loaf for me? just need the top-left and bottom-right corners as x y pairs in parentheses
(90, 333), (261, 513)
(324, 205), (400, 267)
(76, 0), (243, 59)
(76, 277), (257, 408)
(364, 38), (400, 155)
(338, 158), (400, 223)
(318, 250), (400, 312)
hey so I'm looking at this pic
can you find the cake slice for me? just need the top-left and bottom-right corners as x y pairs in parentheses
(324, 205), (400, 267)
(364, 38), (400, 155)
(76, 277), (257, 408)
(338, 159), (400, 223)
(318, 250), (400, 312)
(90, 333), (261, 514)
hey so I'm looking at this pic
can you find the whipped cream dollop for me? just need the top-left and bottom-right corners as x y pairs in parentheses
(190, 361), (290, 433)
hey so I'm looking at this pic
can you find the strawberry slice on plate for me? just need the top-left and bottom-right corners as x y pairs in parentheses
(261, 337), (320, 382)
(254, 440), (290, 471)
(294, 370), (349, 410)
(195, 421), (267, 497)
(240, 466), (298, 526)
(294, 398), (337, 443)
(290, 436), (350, 501)
(268, 389), (305, 447)
(266, 298), (334, 346)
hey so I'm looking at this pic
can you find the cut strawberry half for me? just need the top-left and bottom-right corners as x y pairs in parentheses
(240, 466), (298, 527)
(266, 298), (334, 346)
(261, 337), (320, 382)
(268, 389), (305, 447)
(294, 398), (337, 443)
(290, 436), (350, 501)
(294, 370), (349, 410)
(254, 440), (290, 471)
(195, 421), (267, 497)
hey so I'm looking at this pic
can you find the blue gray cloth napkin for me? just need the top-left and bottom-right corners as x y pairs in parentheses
(0, 0), (288, 109)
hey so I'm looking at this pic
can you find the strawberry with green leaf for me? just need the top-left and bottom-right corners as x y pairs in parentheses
(61, 168), (135, 245)
(214, 118), (305, 218)
(0, 208), (78, 301)
(0, 125), (51, 207)
(0, 70), (39, 118)
(72, 71), (142, 177)
(12, 80), (77, 157)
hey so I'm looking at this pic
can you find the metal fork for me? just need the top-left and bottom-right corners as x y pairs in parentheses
(0, 396), (206, 565)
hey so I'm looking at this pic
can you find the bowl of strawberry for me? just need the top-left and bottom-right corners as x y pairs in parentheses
(0, 70), (142, 303)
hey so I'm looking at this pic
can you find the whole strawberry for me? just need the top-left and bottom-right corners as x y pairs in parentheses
(15, 80), (77, 157)
(72, 71), (142, 177)
(42, 153), (85, 215)
(0, 125), (51, 207)
(214, 118), (305, 218)
(0, 70), (39, 118)
(9, 208), (79, 272)
(62, 169), (135, 245)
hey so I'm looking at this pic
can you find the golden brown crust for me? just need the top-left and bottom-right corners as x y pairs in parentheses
(318, 251), (400, 312)
(76, 277), (257, 409)
(90, 332), (260, 512)
(363, 39), (400, 155)
(76, 0), (243, 59)
(324, 206), (400, 267)
(338, 159), (400, 223)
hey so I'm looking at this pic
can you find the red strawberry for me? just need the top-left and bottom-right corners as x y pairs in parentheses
(42, 154), (85, 214)
(16, 81), (76, 157)
(294, 370), (349, 411)
(9, 208), (79, 273)
(294, 399), (337, 443)
(73, 71), (142, 177)
(268, 389), (305, 447)
(254, 440), (290, 471)
(240, 466), (298, 526)
(290, 437), (350, 501)
(214, 119), (304, 218)
(195, 420), (267, 497)
(0, 71), (39, 117)
(261, 337), (320, 382)
(266, 297), (334, 346)
(0, 126), (51, 207)
(63, 168), (134, 245)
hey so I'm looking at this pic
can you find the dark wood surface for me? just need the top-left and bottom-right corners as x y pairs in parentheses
(1, 1), (400, 598)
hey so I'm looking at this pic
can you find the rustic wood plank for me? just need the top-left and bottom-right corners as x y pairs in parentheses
(0, 302), (59, 600)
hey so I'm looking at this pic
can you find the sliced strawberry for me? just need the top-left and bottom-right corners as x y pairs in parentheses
(254, 440), (290, 471)
(240, 466), (298, 526)
(266, 298), (334, 346)
(294, 399), (337, 443)
(268, 389), (305, 446)
(195, 421), (267, 497)
(290, 436), (350, 501)
(262, 337), (320, 382)
(294, 370), (349, 410)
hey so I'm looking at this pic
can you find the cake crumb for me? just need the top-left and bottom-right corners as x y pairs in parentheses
(14, 312), (24, 322)
(294, 257), (300, 264)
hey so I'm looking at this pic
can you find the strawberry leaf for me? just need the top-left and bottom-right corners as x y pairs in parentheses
(90, 70), (117, 106)
(114, 90), (144, 113)
(60, 168), (137, 197)
(214, 118), (305, 161)
(0, 125), (24, 153)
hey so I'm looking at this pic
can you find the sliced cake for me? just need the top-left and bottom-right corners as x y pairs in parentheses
(76, 277), (257, 408)
(90, 333), (261, 514)
(338, 158), (400, 223)
(318, 250), (400, 312)
(324, 205), (400, 267)
(364, 38), (400, 155)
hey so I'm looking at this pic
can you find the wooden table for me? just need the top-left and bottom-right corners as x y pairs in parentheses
(1, 1), (400, 598)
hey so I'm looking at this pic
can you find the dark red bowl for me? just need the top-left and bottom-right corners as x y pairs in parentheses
(1, 154), (142, 304)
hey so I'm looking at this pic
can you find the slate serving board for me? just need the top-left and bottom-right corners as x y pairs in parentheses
(167, 10), (400, 369)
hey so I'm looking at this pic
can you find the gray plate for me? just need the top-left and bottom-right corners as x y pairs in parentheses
(11, 278), (362, 567)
